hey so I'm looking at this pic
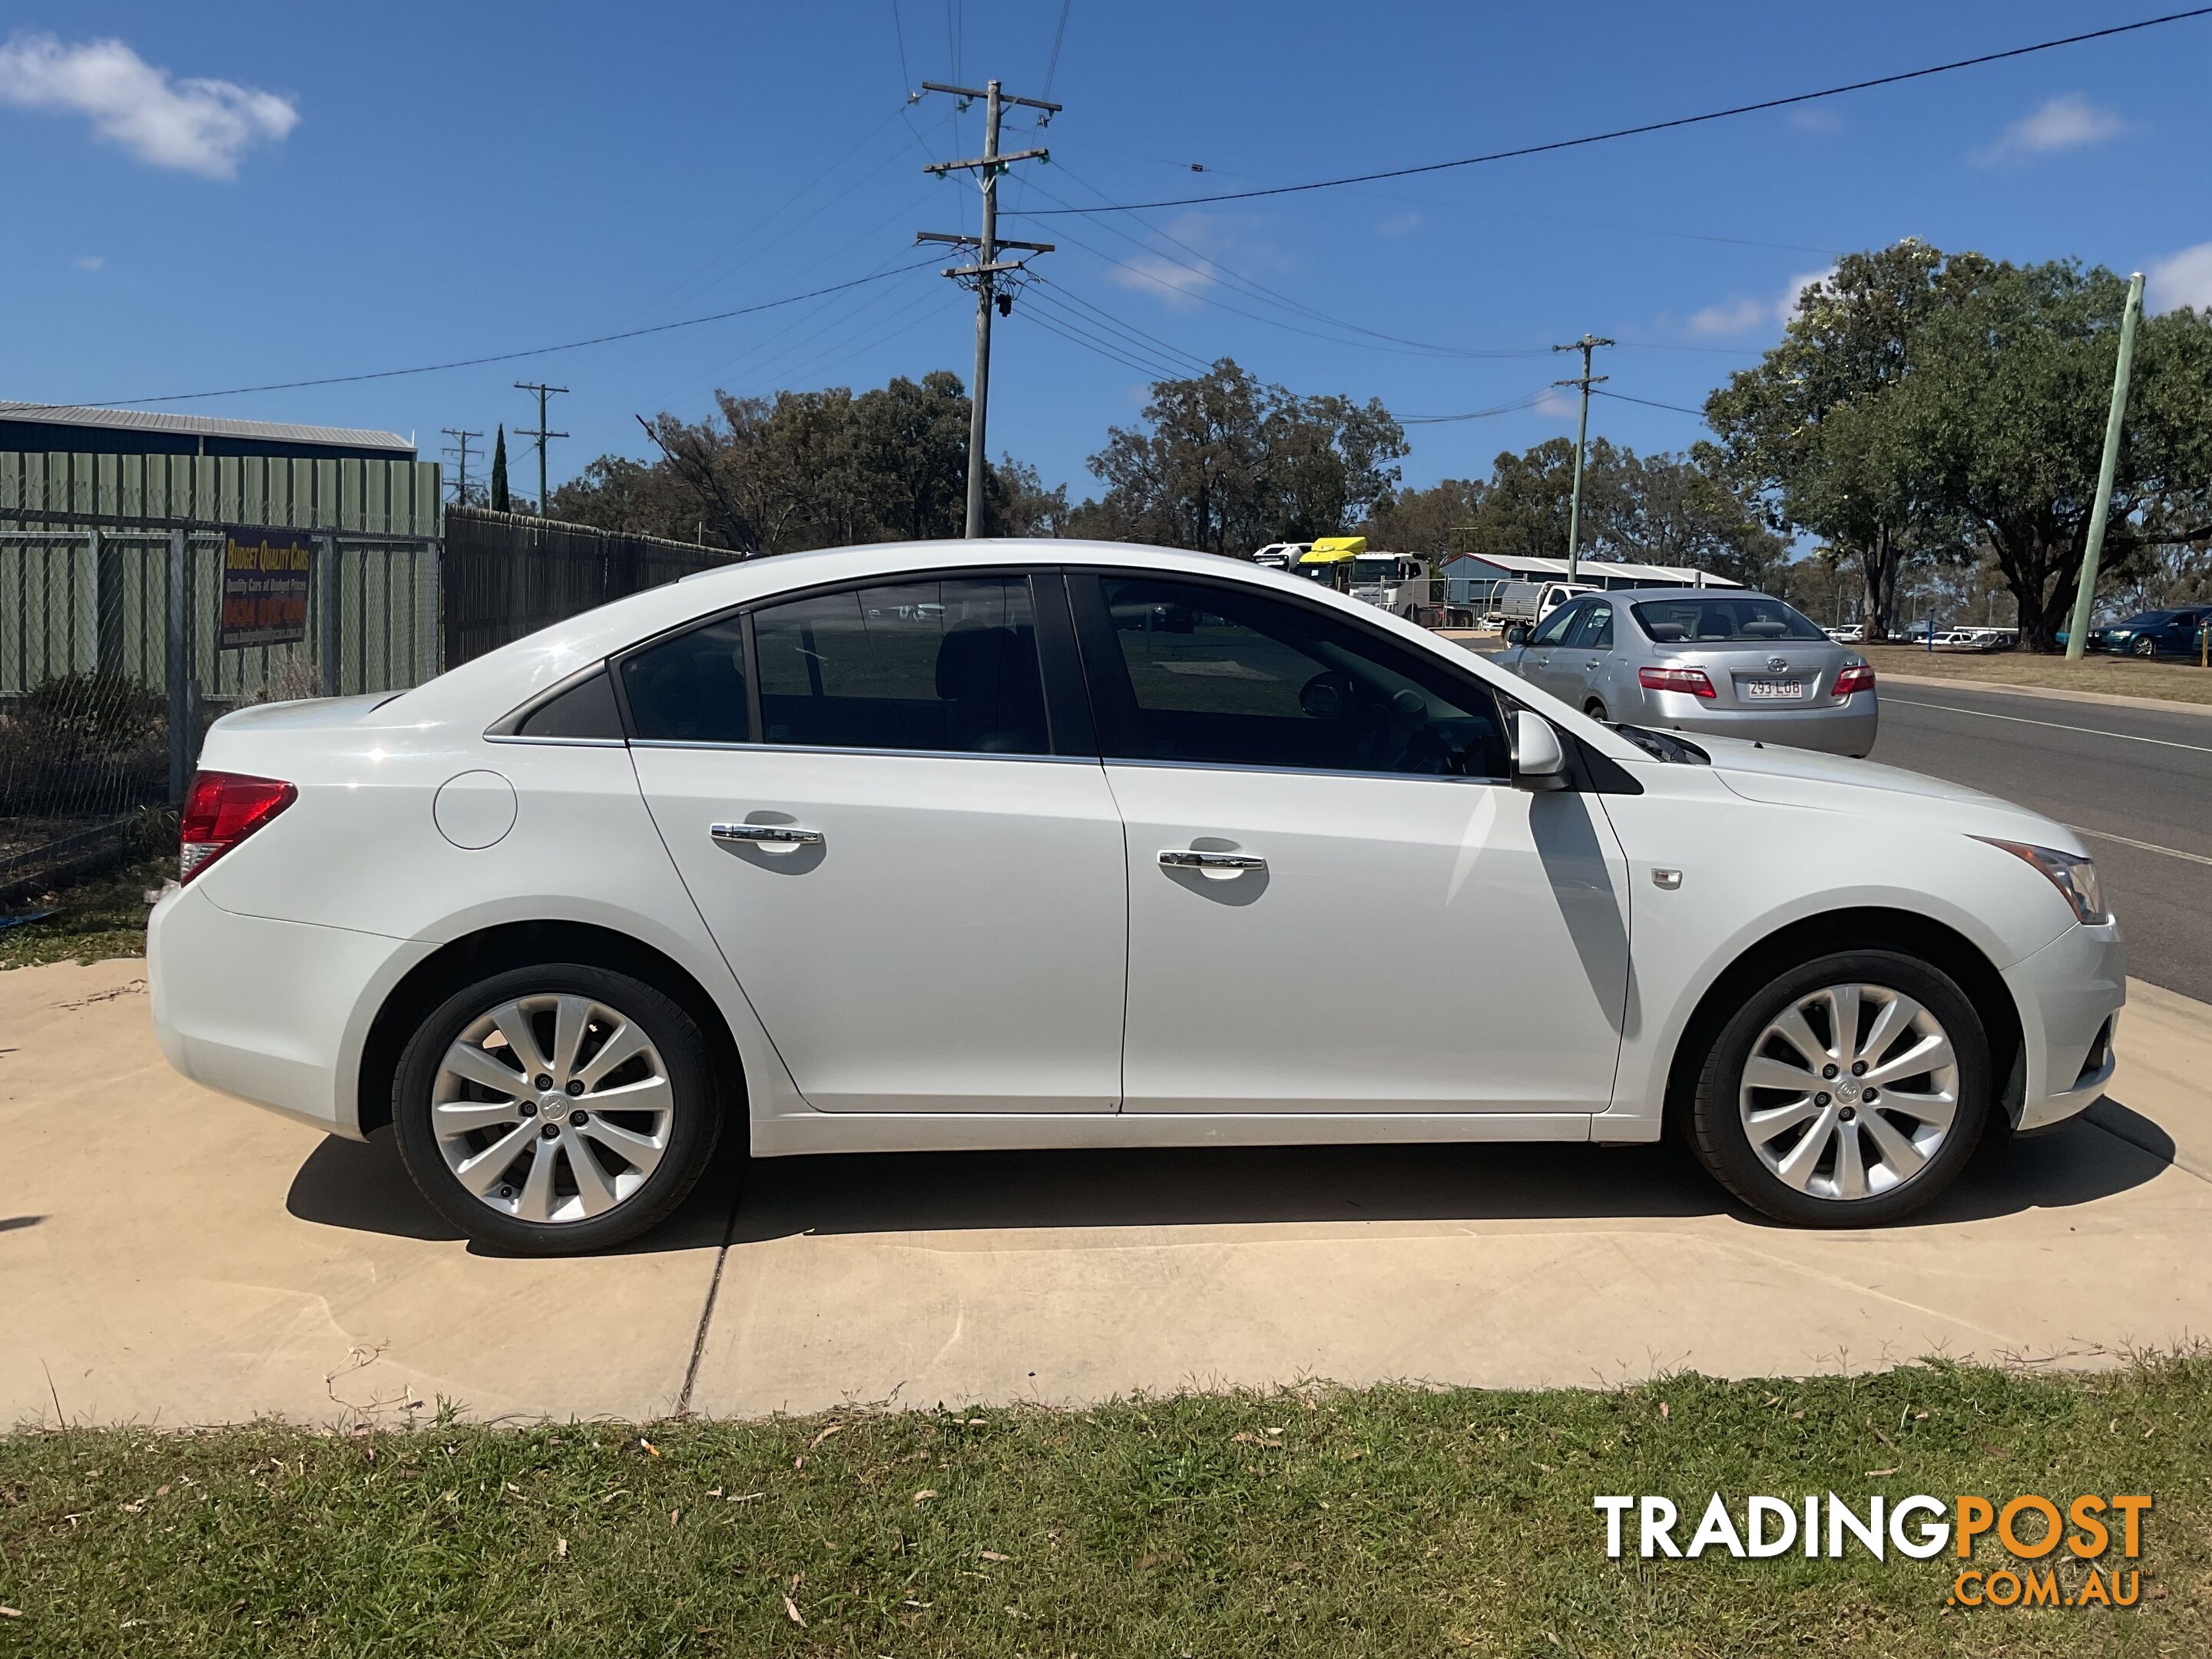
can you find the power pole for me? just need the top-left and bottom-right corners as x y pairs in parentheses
(439, 428), (482, 505)
(916, 78), (1060, 536)
(1551, 334), (1613, 581)
(2065, 271), (2145, 661)
(514, 382), (569, 515)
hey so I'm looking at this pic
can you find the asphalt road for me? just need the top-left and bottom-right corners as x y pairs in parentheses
(1869, 681), (2212, 1002)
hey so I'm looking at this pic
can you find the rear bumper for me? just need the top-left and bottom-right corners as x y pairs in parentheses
(1637, 694), (1879, 757)
(2002, 919), (2126, 1134)
(148, 883), (432, 1138)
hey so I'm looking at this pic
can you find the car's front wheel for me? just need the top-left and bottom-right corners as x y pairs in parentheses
(1688, 950), (1990, 1227)
(393, 964), (723, 1253)
(2134, 637), (2157, 657)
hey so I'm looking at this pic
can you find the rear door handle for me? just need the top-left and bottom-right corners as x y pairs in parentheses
(712, 822), (823, 849)
(1159, 849), (1266, 875)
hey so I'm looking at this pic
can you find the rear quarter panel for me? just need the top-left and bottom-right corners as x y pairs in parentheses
(188, 710), (810, 1134)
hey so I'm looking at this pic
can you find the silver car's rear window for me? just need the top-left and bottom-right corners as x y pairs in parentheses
(1631, 596), (1826, 644)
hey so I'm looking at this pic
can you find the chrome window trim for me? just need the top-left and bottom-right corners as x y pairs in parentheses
(1100, 756), (1511, 788)
(626, 738), (1094, 766)
(483, 734), (629, 750)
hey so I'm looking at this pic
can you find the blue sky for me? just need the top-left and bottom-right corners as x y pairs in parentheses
(4, 2), (2209, 506)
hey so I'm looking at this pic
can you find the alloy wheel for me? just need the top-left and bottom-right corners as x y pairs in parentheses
(431, 992), (674, 1224)
(1737, 982), (1959, 1203)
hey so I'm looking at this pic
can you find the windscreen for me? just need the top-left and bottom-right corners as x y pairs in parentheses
(1631, 595), (1826, 644)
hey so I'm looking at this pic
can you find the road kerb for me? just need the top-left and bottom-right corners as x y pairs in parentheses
(1882, 671), (2212, 719)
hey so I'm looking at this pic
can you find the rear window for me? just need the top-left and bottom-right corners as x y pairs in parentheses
(1631, 596), (1826, 644)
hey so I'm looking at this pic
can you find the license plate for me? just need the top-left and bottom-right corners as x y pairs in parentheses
(1745, 678), (1805, 700)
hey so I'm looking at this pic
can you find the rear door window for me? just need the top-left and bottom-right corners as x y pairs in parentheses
(753, 575), (1050, 756)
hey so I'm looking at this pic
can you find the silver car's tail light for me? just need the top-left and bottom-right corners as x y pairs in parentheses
(1833, 664), (1876, 697)
(179, 770), (297, 883)
(1639, 665), (1716, 699)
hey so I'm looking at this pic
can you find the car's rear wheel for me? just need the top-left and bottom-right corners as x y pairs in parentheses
(394, 964), (721, 1253)
(1688, 950), (1990, 1227)
(1584, 697), (1609, 722)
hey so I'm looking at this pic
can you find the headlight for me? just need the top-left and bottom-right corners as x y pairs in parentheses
(1973, 838), (2108, 925)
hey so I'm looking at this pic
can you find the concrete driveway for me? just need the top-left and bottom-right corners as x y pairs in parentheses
(5, 956), (2211, 1426)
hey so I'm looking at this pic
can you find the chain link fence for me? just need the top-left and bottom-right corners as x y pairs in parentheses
(1, 523), (439, 904)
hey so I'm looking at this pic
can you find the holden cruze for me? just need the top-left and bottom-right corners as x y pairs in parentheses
(148, 540), (2124, 1252)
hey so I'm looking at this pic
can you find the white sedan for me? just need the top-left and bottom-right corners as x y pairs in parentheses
(149, 540), (2124, 1252)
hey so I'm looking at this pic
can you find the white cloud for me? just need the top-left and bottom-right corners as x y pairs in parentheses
(1105, 251), (1216, 310)
(1687, 267), (1835, 336)
(1789, 106), (1842, 135)
(1536, 386), (1580, 422)
(0, 32), (297, 178)
(73, 253), (102, 271)
(1971, 93), (2127, 167)
(2148, 243), (2212, 313)
(1779, 267), (1835, 321)
(1687, 296), (1770, 336)
(1376, 209), (1422, 238)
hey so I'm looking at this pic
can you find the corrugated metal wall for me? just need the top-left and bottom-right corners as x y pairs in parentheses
(0, 451), (440, 534)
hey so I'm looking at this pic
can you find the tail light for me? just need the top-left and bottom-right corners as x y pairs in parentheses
(1833, 664), (1876, 697)
(180, 770), (296, 882)
(1639, 666), (1716, 699)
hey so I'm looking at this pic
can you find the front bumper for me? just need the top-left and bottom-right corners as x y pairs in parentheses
(149, 882), (432, 1137)
(2002, 918), (2126, 1134)
(1637, 693), (1879, 757)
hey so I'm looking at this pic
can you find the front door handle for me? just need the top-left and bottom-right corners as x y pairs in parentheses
(711, 822), (823, 849)
(1159, 849), (1266, 875)
(1584, 657), (1602, 669)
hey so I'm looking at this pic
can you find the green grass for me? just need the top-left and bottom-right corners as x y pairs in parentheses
(0, 855), (166, 972)
(2, 1360), (2207, 1656)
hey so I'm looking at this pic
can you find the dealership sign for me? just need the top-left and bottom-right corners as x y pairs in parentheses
(219, 528), (313, 649)
(1598, 1492), (2151, 1608)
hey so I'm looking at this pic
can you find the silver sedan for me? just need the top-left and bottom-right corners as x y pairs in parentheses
(1493, 588), (1877, 756)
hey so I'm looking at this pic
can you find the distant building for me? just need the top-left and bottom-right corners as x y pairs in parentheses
(1442, 551), (1742, 608)
(0, 402), (414, 465)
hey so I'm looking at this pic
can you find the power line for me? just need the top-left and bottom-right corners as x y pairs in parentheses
(1021, 287), (1201, 379)
(1022, 306), (1169, 378)
(85, 260), (944, 407)
(1400, 392), (1551, 424)
(1045, 161), (1553, 358)
(889, 0), (913, 88)
(1041, 0), (1073, 100)
(1008, 8), (2212, 216)
(1024, 169), (1554, 359)
(1596, 387), (1710, 416)
(1026, 276), (1214, 375)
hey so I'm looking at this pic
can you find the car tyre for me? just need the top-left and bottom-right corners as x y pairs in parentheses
(1688, 949), (1990, 1228)
(2134, 637), (2156, 657)
(1584, 698), (1609, 722)
(394, 963), (724, 1255)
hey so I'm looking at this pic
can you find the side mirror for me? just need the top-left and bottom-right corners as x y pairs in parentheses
(1511, 710), (1569, 792)
(1504, 622), (1531, 646)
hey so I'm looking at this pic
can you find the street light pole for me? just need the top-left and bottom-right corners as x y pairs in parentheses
(2065, 271), (2145, 660)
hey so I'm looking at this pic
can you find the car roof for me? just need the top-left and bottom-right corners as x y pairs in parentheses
(391, 537), (1624, 733)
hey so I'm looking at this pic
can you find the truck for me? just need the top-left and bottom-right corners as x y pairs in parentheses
(1296, 537), (1439, 619)
(1491, 580), (1597, 629)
